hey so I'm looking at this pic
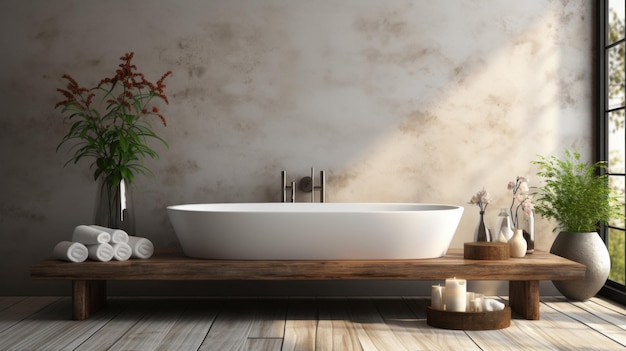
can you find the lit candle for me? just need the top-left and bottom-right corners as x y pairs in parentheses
(431, 284), (445, 310)
(444, 277), (467, 312)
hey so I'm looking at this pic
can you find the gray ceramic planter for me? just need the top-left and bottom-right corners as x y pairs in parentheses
(550, 232), (611, 301)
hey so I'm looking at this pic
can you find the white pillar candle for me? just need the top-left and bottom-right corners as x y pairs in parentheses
(431, 285), (445, 310)
(444, 277), (467, 312)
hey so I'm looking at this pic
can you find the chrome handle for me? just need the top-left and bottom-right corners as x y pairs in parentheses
(281, 171), (296, 202)
(319, 170), (325, 203)
(281, 171), (287, 202)
(310, 168), (315, 203)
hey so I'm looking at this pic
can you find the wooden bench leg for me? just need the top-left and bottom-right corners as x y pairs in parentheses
(509, 280), (540, 320)
(72, 280), (107, 320)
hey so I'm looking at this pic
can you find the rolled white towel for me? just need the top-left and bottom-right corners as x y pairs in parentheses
(90, 225), (129, 244)
(111, 242), (132, 261)
(127, 236), (154, 259)
(53, 241), (88, 263)
(86, 243), (114, 262)
(482, 298), (505, 312)
(72, 225), (111, 245)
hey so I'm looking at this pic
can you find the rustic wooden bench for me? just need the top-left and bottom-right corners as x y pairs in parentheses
(29, 248), (585, 321)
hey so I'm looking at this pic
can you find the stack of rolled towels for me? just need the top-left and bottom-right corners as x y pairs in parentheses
(53, 225), (154, 263)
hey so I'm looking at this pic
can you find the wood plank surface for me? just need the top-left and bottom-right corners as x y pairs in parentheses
(347, 298), (410, 351)
(198, 299), (257, 351)
(282, 298), (318, 351)
(74, 298), (154, 351)
(0, 297), (27, 312)
(0, 296), (625, 351)
(248, 298), (287, 338)
(30, 249), (585, 281)
(245, 338), (283, 351)
(154, 300), (220, 351)
(543, 296), (626, 347)
(0, 298), (121, 351)
(316, 298), (362, 351)
(525, 299), (626, 350)
(0, 296), (61, 334)
(375, 298), (448, 351)
(105, 302), (187, 351)
(402, 297), (483, 350)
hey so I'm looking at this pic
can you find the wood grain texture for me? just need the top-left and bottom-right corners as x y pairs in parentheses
(0, 296), (61, 334)
(198, 299), (257, 351)
(0, 298), (121, 350)
(316, 298), (361, 351)
(348, 299), (410, 351)
(73, 280), (106, 320)
(509, 280), (540, 320)
(30, 249), (586, 321)
(543, 297), (626, 347)
(282, 298), (317, 351)
(0, 297), (624, 351)
(427, 306), (511, 330)
(374, 298), (481, 351)
(30, 249), (585, 281)
(248, 298), (287, 338)
(464, 242), (510, 260)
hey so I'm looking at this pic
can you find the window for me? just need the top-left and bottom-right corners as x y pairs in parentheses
(599, 0), (626, 304)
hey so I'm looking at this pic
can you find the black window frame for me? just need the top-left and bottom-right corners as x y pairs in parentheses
(598, 0), (626, 305)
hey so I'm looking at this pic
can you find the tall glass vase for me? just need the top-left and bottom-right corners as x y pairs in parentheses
(93, 177), (135, 234)
(494, 208), (513, 242)
(474, 211), (491, 242)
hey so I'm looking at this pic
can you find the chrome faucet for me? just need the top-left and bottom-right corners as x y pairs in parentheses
(281, 171), (296, 202)
(281, 168), (326, 203)
(298, 168), (326, 203)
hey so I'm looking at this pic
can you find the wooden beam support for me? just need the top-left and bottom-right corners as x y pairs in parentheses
(509, 280), (540, 320)
(72, 280), (106, 320)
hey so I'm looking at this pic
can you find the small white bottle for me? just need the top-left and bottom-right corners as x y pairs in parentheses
(493, 208), (513, 243)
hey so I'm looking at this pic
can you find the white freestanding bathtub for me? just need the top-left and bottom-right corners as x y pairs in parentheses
(167, 203), (463, 260)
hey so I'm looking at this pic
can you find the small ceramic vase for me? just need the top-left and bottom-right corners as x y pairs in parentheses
(474, 211), (491, 242)
(509, 229), (527, 258)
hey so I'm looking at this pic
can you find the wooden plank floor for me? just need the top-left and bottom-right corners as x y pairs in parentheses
(0, 296), (624, 351)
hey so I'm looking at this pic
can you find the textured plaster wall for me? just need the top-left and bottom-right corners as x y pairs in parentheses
(0, 0), (593, 295)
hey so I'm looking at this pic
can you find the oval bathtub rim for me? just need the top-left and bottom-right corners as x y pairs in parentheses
(166, 202), (464, 214)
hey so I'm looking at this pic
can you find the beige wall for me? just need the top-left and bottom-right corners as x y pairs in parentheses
(0, 0), (594, 295)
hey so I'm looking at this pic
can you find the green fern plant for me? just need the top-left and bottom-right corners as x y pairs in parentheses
(532, 149), (622, 233)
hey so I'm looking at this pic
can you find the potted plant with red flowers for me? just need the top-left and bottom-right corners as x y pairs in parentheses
(56, 52), (172, 233)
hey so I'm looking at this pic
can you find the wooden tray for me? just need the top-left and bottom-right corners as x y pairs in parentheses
(427, 306), (511, 330)
(464, 242), (509, 260)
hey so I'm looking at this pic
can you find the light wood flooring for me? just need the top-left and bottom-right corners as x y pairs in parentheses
(0, 296), (625, 350)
